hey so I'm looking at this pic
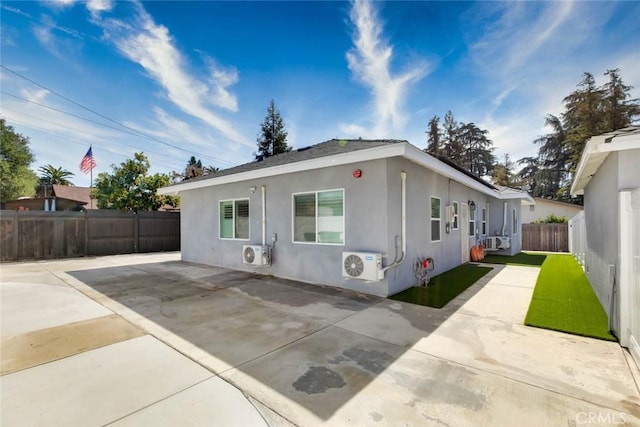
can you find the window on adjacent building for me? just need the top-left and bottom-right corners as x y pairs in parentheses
(293, 189), (344, 244)
(219, 199), (249, 239)
(452, 201), (459, 230)
(431, 196), (441, 242)
(513, 208), (518, 234)
(481, 207), (487, 235)
(469, 206), (476, 237)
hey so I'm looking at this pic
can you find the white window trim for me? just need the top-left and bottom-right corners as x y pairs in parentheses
(481, 207), (487, 235)
(218, 198), (250, 241)
(292, 188), (345, 246)
(513, 208), (518, 234)
(452, 200), (459, 230)
(469, 207), (476, 237)
(431, 196), (441, 242)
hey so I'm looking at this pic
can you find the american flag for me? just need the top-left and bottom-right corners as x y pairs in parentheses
(80, 147), (97, 174)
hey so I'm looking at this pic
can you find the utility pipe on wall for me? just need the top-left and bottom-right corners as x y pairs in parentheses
(502, 201), (507, 236)
(261, 185), (266, 246)
(382, 171), (407, 272)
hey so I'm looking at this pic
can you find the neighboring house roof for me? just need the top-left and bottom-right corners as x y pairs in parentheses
(51, 185), (92, 205)
(528, 197), (583, 209)
(571, 126), (640, 195)
(159, 139), (534, 203)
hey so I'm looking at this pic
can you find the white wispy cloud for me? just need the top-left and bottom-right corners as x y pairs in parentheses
(92, 1), (249, 146)
(341, 0), (428, 137)
(86, 0), (113, 16)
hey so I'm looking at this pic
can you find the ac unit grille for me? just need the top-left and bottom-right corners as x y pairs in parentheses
(343, 254), (365, 277)
(243, 246), (256, 264)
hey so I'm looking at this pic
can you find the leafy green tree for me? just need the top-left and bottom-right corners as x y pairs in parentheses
(92, 152), (177, 211)
(256, 100), (290, 159)
(425, 115), (443, 157)
(0, 119), (38, 202)
(38, 164), (75, 186)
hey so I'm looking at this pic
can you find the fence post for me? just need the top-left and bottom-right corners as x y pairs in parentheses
(134, 212), (139, 253)
(12, 212), (19, 261)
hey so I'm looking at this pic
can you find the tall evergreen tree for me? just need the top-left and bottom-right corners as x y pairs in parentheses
(442, 110), (465, 165)
(256, 100), (290, 159)
(562, 72), (604, 173)
(601, 68), (640, 131)
(425, 115), (443, 156)
(458, 122), (495, 177)
(492, 154), (515, 187)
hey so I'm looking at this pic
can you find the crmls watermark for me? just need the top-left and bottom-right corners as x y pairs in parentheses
(574, 411), (628, 425)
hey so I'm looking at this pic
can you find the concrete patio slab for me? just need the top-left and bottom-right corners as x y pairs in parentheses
(2, 253), (639, 426)
(1, 314), (144, 375)
(223, 325), (639, 426)
(0, 335), (215, 426)
(0, 282), (112, 337)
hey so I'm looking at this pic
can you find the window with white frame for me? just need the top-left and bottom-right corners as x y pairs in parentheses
(452, 201), (459, 230)
(431, 196), (441, 242)
(293, 189), (344, 244)
(469, 206), (476, 237)
(513, 208), (518, 234)
(481, 207), (487, 235)
(219, 199), (249, 239)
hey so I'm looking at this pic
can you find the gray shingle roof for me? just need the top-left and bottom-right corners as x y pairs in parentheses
(182, 139), (406, 184)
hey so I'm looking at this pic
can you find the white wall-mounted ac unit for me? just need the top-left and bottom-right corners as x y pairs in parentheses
(485, 236), (511, 251)
(342, 252), (383, 281)
(243, 245), (269, 266)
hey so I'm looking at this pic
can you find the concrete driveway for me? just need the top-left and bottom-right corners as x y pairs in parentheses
(1, 253), (639, 426)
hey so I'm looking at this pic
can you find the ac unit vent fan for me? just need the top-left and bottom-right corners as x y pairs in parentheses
(343, 254), (364, 278)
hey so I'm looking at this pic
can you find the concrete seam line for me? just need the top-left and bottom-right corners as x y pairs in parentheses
(621, 348), (640, 395)
(101, 376), (215, 426)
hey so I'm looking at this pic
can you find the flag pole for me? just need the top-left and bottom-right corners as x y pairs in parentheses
(90, 145), (93, 209)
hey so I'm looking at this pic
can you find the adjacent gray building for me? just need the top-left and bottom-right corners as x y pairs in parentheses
(160, 139), (533, 297)
(570, 126), (640, 367)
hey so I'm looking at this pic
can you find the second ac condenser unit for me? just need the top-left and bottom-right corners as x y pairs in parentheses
(485, 236), (511, 251)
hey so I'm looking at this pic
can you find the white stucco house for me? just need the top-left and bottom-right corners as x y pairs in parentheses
(160, 139), (533, 297)
(521, 197), (582, 224)
(569, 126), (640, 366)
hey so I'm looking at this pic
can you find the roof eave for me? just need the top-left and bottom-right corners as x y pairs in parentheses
(159, 142), (532, 202)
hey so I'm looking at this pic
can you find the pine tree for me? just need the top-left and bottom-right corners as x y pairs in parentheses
(458, 122), (495, 177)
(256, 100), (290, 159)
(442, 111), (464, 165)
(601, 68), (640, 132)
(425, 115), (443, 156)
(492, 154), (515, 187)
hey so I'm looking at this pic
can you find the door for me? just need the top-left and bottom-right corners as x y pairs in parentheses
(461, 203), (469, 263)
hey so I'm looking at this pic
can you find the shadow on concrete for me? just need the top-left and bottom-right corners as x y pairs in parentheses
(67, 260), (501, 421)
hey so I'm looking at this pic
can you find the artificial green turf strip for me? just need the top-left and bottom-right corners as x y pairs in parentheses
(482, 252), (548, 267)
(389, 264), (492, 309)
(524, 254), (616, 341)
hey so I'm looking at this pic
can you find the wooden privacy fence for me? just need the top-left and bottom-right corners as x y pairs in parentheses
(522, 223), (568, 252)
(0, 210), (180, 261)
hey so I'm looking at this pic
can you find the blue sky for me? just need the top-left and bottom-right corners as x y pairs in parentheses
(2, 0), (639, 187)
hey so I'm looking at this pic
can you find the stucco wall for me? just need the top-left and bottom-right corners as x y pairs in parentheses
(180, 156), (522, 297)
(521, 199), (583, 224)
(180, 159), (393, 296)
